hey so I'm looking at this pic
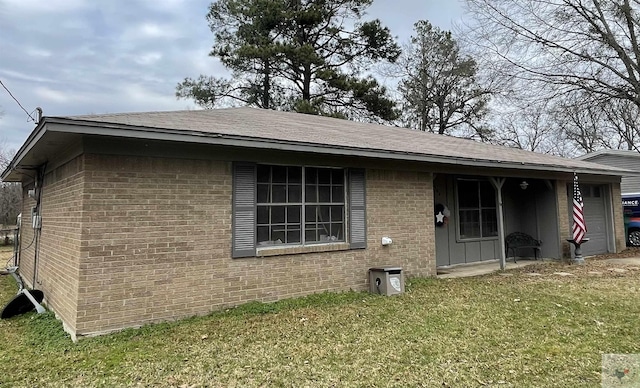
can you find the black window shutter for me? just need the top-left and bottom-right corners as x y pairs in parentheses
(232, 162), (257, 258)
(349, 169), (367, 249)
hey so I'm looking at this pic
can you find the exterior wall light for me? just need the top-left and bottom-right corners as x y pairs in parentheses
(520, 180), (529, 190)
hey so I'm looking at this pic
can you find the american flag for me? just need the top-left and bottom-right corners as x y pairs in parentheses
(572, 173), (587, 244)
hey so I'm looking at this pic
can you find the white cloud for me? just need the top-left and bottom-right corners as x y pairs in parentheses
(134, 52), (163, 66)
(119, 83), (185, 111)
(0, 69), (58, 84)
(25, 48), (52, 58)
(135, 22), (181, 39)
(34, 87), (70, 103)
(1, 0), (88, 13)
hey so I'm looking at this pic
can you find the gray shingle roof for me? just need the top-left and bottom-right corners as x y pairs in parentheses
(59, 107), (623, 174)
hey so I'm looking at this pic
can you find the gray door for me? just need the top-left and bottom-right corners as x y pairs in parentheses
(581, 185), (608, 256)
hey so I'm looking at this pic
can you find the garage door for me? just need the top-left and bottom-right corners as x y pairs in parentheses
(580, 185), (609, 256)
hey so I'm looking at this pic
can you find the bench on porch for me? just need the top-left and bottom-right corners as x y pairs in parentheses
(505, 232), (541, 263)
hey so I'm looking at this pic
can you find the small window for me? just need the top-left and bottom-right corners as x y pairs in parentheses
(257, 165), (345, 246)
(580, 185), (591, 198)
(457, 179), (497, 240)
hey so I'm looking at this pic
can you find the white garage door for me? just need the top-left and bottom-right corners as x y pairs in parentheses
(580, 185), (609, 256)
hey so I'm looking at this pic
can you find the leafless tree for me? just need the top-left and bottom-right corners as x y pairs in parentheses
(0, 142), (21, 228)
(494, 100), (558, 153)
(464, 0), (640, 152)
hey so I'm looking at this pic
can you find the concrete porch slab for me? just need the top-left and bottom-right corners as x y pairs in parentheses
(437, 259), (544, 279)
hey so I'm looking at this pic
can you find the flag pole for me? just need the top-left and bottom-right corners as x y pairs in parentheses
(568, 172), (589, 264)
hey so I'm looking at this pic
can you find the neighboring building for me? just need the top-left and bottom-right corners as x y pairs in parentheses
(578, 150), (640, 246)
(1, 108), (627, 339)
(577, 150), (640, 194)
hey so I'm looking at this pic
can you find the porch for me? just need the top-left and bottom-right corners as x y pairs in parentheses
(436, 258), (544, 279)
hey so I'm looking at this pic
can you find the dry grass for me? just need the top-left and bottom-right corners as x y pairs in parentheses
(1, 248), (639, 387)
(0, 245), (13, 266)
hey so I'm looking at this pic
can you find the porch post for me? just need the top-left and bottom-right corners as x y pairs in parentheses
(490, 177), (507, 270)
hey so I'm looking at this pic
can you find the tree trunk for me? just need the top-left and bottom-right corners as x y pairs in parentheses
(303, 64), (312, 103)
(263, 59), (271, 109)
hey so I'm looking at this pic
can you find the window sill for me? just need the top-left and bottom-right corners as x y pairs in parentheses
(456, 236), (499, 243)
(257, 242), (351, 257)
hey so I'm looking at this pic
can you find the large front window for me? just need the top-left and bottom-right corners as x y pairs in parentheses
(457, 179), (498, 240)
(256, 165), (345, 246)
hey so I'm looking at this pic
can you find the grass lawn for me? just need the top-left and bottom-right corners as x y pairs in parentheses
(0, 245), (639, 387)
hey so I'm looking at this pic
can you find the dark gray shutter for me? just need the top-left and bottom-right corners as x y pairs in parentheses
(349, 168), (367, 249)
(232, 162), (256, 258)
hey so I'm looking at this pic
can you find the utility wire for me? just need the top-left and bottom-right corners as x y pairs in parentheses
(0, 79), (35, 122)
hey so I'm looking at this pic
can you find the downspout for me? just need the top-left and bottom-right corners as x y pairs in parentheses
(490, 177), (507, 270)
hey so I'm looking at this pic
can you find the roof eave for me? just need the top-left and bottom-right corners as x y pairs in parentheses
(1, 119), (47, 181)
(6, 117), (630, 179)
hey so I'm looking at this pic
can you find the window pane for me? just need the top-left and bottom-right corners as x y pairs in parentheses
(306, 167), (317, 184)
(481, 208), (498, 237)
(272, 206), (285, 223)
(332, 185), (344, 202)
(305, 229), (318, 243)
(480, 181), (495, 207)
(305, 185), (317, 202)
(318, 169), (331, 184)
(288, 167), (302, 183)
(272, 185), (286, 203)
(459, 209), (480, 238)
(332, 169), (344, 185)
(305, 206), (317, 222)
(318, 223), (331, 241)
(458, 180), (479, 208)
(288, 184), (302, 202)
(287, 229), (301, 244)
(330, 205), (344, 221)
(272, 166), (287, 183)
(257, 184), (269, 203)
(257, 165), (270, 183)
(257, 226), (269, 243)
(318, 185), (331, 202)
(287, 206), (301, 223)
(318, 205), (330, 222)
(593, 186), (601, 197)
(257, 206), (269, 225)
(330, 223), (344, 240)
(271, 229), (285, 244)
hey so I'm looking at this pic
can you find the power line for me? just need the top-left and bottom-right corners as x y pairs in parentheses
(0, 79), (35, 122)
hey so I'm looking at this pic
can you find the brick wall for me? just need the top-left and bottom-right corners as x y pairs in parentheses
(555, 179), (571, 259)
(17, 157), (85, 334)
(365, 169), (434, 276)
(40, 157), (85, 333)
(611, 182), (625, 252)
(75, 155), (435, 336)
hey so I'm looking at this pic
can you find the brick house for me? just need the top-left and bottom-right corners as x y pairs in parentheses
(1, 107), (627, 339)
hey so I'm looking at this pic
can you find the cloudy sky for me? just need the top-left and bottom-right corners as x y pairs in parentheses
(0, 0), (464, 152)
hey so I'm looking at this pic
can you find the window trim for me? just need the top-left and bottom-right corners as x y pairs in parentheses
(455, 178), (499, 242)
